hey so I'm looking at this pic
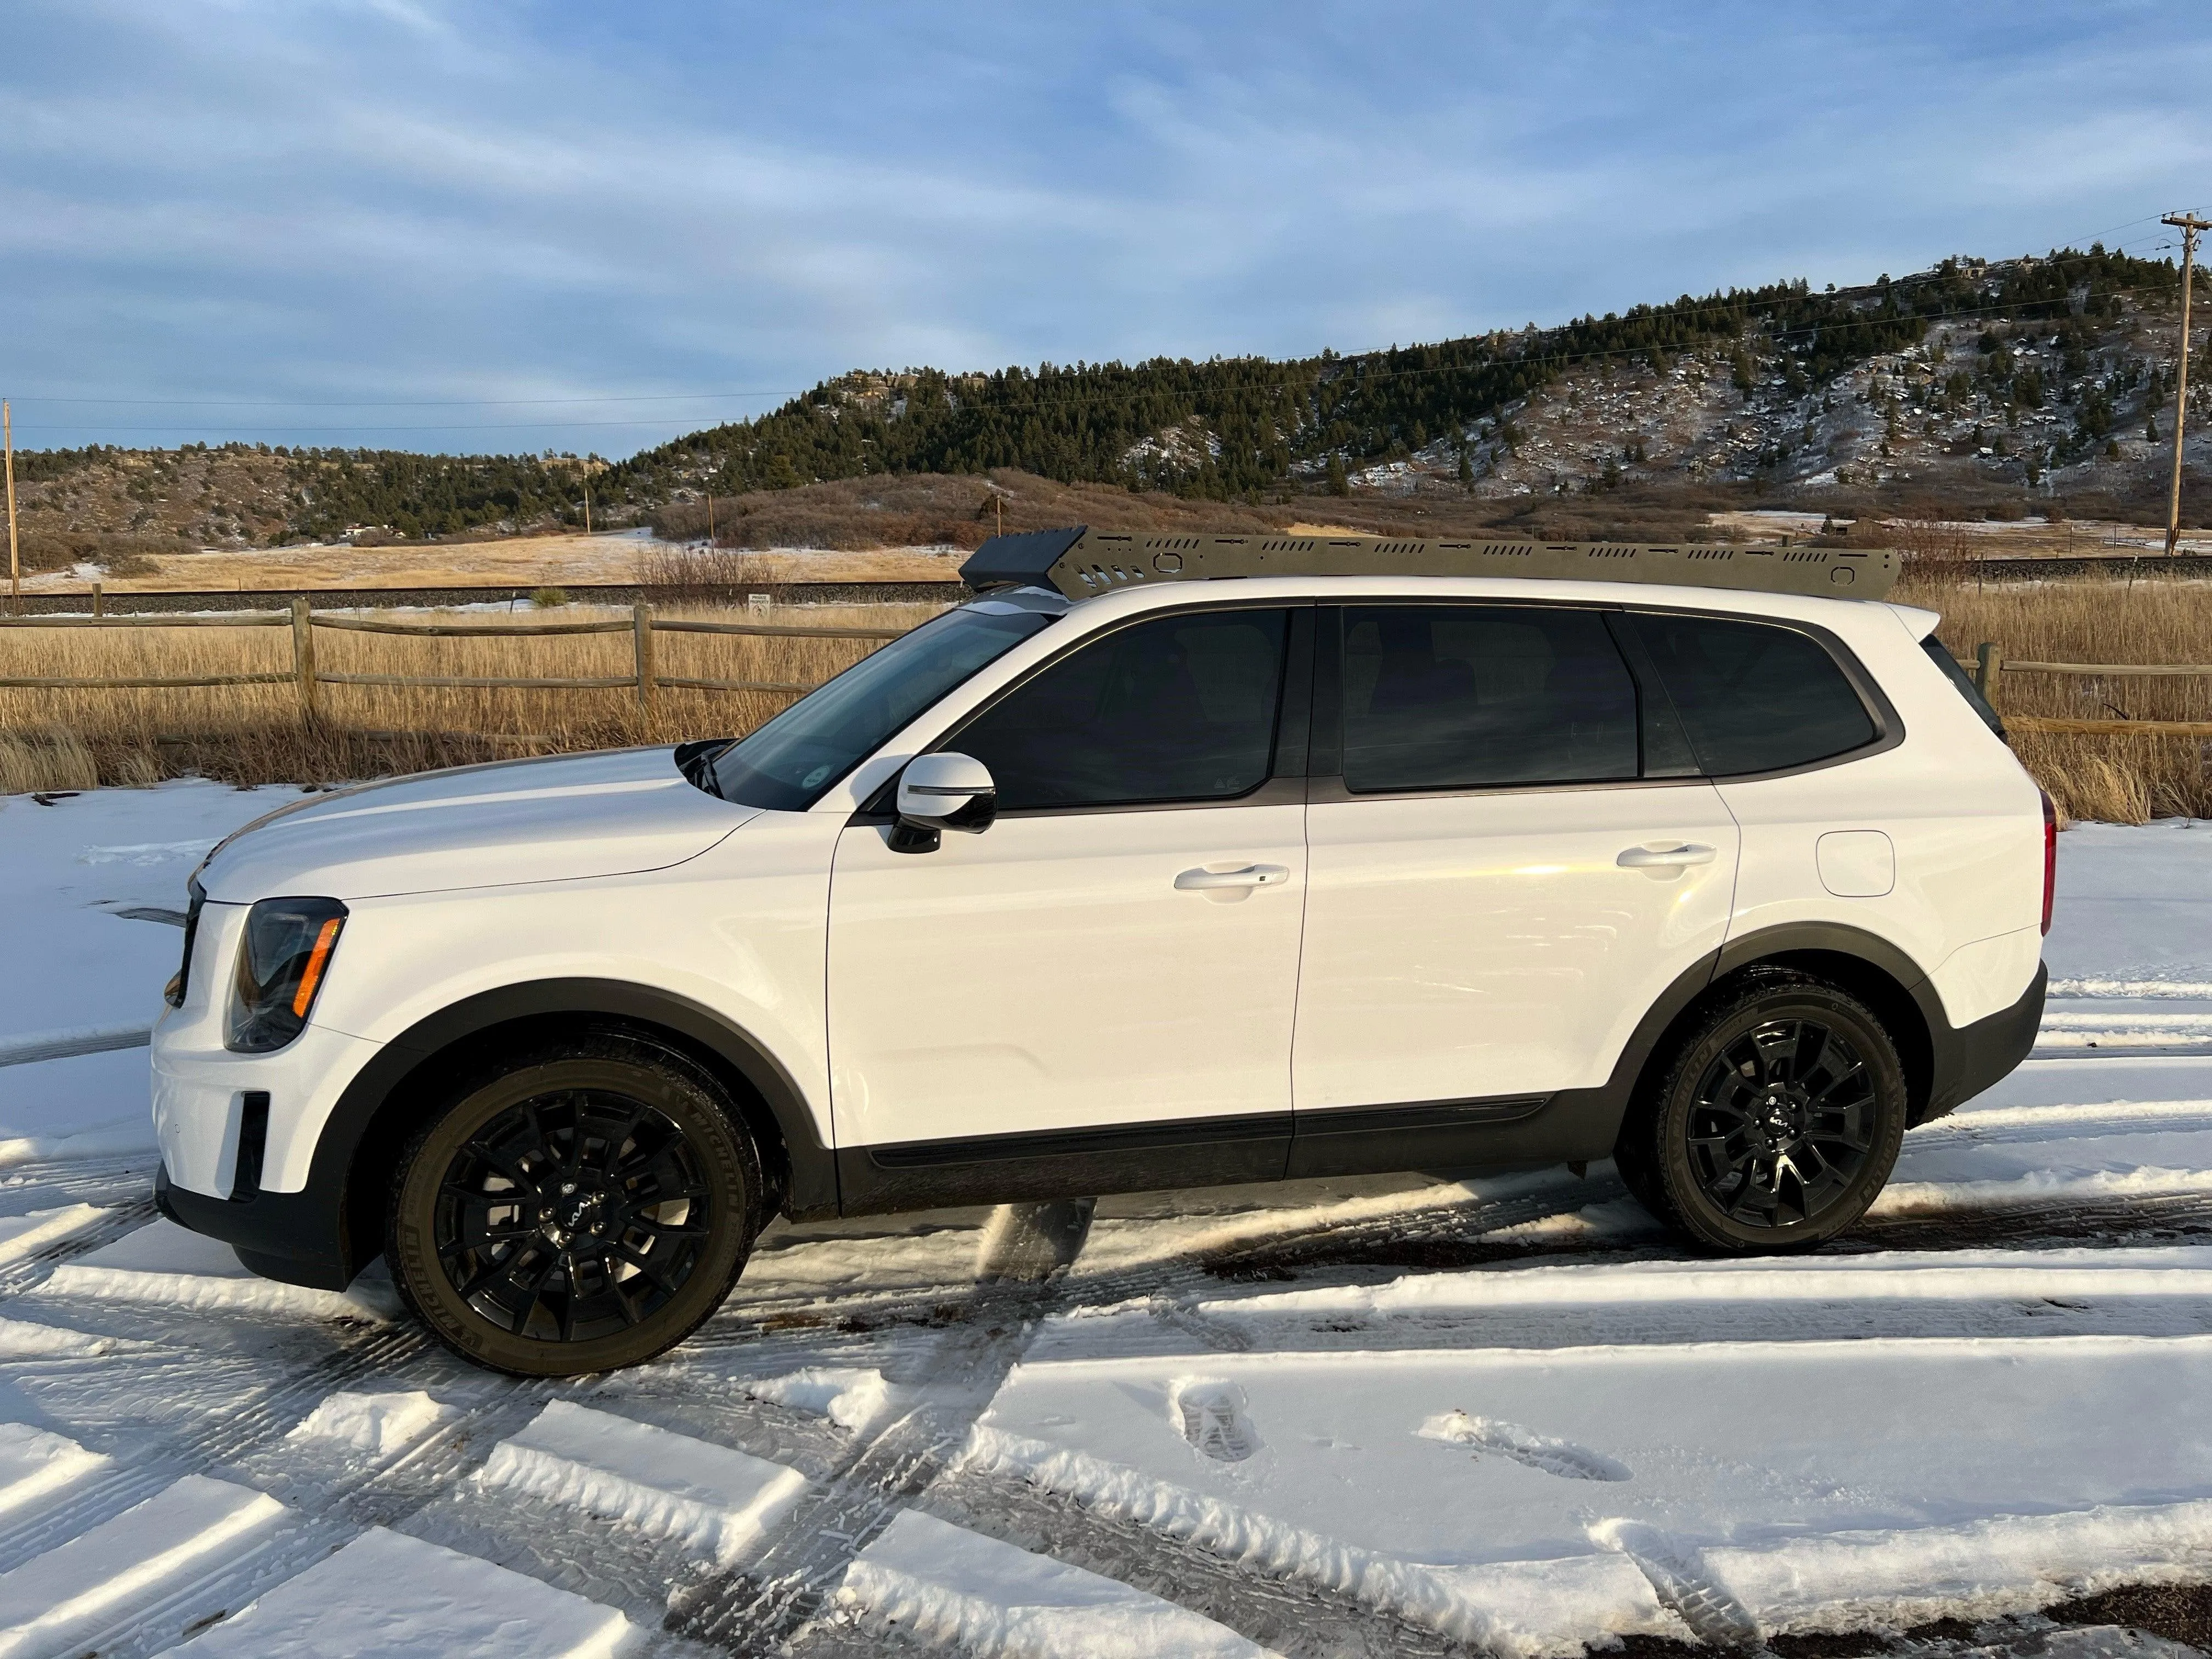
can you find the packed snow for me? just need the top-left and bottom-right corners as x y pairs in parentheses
(1, 782), (2210, 1654)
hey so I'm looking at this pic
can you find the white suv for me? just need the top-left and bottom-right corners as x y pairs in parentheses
(151, 529), (2051, 1375)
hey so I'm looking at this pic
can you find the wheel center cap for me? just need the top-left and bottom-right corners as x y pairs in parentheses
(540, 1184), (609, 1248)
(1756, 1089), (1806, 1148)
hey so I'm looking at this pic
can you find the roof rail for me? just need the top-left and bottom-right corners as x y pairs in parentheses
(961, 526), (1898, 602)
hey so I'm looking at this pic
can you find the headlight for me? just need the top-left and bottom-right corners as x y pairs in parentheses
(226, 897), (348, 1053)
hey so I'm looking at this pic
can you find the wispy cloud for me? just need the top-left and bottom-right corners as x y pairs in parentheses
(2, 0), (2207, 453)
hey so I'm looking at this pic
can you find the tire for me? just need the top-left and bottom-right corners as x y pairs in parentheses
(388, 1030), (764, 1376)
(1616, 972), (1908, 1253)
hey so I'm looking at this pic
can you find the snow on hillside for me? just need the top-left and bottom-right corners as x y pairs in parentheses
(0, 783), (2210, 1654)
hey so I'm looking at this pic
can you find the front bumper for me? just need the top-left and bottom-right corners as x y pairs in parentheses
(154, 1163), (356, 1290)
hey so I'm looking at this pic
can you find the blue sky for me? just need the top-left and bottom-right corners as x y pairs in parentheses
(4, 1), (2209, 457)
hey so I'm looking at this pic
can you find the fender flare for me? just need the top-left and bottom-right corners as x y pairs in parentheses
(1666, 921), (1948, 1122)
(315, 978), (838, 1282)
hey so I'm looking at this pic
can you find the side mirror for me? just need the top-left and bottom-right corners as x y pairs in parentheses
(891, 752), (996, 852)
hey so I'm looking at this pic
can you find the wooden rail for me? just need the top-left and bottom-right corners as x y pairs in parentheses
(0, 599), (907, 713)
(1963, 642), (2212, 737)
(8, 607), (2208, 745)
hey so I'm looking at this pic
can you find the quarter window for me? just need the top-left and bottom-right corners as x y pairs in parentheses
(1626, 611), (1877, 776)
(953, 608), (1290, 811)
(1339, 605), (1639, 792)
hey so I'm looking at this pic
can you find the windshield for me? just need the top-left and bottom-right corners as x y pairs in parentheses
(708, 601), (1059, 810)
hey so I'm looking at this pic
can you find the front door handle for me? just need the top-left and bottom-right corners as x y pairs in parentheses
(1616, 843), (1718, 869)
(1175, 863), (1291, 891)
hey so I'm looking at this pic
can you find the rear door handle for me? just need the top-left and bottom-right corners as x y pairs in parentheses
(1175, 863), (1291, 890)
(1616, 843), (1718, 869)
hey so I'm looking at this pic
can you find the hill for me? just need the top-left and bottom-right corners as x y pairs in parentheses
(8, 244), (2209, 573)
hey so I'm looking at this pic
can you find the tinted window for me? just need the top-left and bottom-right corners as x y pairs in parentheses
(1921, 636), (2006, 737)
(710, 602), (1055, 810)
(1628, 612), (1877, 776)
(955, 608), (1289, 810)
(1340, 605), (1638, 792)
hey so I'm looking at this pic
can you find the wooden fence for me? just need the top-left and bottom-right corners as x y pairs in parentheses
(2, 606), (2208, 742)
(0, 600), (905, 714)
(1967, 643), (2212, 738)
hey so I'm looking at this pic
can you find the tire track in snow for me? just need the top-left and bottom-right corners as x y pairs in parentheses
(0, 1193), (154, 1296)
(670, 1177), (1617, 1652)
(914, 1466), (1481, 1659)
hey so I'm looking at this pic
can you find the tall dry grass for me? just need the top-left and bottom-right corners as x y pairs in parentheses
(1902, 566), (2212, 823)
(4, 572), (2208, 824)
(0, 601), (945, 792)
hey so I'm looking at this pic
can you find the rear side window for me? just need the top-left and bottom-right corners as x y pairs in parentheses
(1340, 605), (1639, 792)
(953, 608), (1290, 811)
(1921, 636), (2006, 737)
(1626, 612), (1877, 776)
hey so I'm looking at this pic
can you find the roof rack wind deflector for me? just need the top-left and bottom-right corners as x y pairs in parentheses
(960, 526), (1897, 602)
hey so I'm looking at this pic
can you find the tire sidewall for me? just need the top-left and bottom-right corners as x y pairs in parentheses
(391, 1044), (757, 1376)
(1652, 983), (1907, 1252)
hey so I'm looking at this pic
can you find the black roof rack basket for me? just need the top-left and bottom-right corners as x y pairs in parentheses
(962, 526), (1897, 602)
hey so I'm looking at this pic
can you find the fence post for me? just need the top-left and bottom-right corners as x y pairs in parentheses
(1974, 642), (2003, 701)
(291, 597), (318, 722)
(634, 601), (657, 715)
(91, 582), (103, 618)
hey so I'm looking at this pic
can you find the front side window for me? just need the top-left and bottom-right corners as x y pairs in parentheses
(1626, 611), (1878, 777)
(709, 600), (1057, 810)
(1339, 605), (1639, 792)
(952, 608), (1290, 811)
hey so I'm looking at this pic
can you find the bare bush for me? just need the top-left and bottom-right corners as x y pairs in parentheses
(636, 544), (780, 605)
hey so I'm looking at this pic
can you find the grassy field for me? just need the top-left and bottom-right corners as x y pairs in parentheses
(1906, 568), (2212, 823)
(0, 601), (945, 795)
(2, 571), (2208, 824)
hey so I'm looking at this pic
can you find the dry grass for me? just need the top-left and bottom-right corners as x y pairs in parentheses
(1902, 566), (2212, 823)
(4, 567), (2209, 825)
(0, 601), (945, 791)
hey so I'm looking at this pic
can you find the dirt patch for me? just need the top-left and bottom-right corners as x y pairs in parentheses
(2049, 1582), (2212, 1649)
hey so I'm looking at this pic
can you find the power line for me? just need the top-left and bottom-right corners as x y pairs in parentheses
(4, 390), (786, 408)
(9, 418), (748, 436)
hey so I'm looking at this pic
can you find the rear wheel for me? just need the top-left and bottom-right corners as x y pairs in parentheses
(1617, 973), (1907, 1252)
(388, 1032), (762, 1376)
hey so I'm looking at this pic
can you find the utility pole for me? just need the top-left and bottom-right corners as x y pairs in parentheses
(2162, 213), (2210, 556)
(583, 474), (592, 536)
(3, 401), (17, 612)
(706, 475), (715, 546)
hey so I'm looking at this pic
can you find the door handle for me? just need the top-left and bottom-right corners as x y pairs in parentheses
(1616, 843), (1718, 869)
(1175, 863), (1291, 891)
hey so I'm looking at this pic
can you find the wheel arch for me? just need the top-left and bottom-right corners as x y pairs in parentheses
(1712, 924), (1940, 1123)
(315, 979), (838, 1284)
(1604, 925), (1944, 1161)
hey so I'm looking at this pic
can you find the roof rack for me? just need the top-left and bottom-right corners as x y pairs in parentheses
(961, 526), (1898, 602)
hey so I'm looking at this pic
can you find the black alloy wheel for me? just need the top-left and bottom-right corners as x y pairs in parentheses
(438, 1092), (711, 1341)
(390, 1033), (761, 1376)
(1618, 973), (1908, 1252)
(1686, 1016), (1877, 1227)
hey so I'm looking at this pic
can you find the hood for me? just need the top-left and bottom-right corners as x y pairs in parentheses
(197, 747), (758, 902)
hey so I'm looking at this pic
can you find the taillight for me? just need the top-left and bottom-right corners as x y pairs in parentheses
(2040, 790), (2057, 937)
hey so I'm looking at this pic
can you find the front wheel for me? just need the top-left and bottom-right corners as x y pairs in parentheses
(1618, 974), (1908, 1253)
(388, 1032), (763, 1376)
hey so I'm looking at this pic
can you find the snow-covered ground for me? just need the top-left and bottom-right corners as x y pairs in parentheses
(3, 783), (2212, 1656)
